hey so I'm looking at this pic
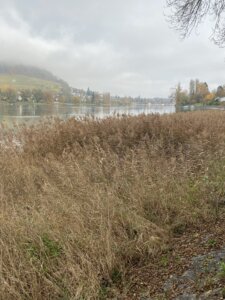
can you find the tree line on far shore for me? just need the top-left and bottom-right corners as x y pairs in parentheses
(173, 79), (225, 105)
(0, 88), (66, 103)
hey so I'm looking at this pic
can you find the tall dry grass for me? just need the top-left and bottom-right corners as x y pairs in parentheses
(0, 111), (225, 299)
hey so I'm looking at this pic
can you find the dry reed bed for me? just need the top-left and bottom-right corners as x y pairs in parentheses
(0, 111), (225, 299)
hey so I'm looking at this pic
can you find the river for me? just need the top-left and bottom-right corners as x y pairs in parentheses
(0, 102), (176, 126)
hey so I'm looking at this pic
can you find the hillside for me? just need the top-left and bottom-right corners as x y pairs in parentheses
(0, 74), (62, 93)
(0, 64), (71, 102)
(0, 63), (68, 83)
(0, 63), (70, 90)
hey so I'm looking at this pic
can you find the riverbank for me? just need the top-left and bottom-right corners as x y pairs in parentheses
(127, 217), (225, 299)
(1, 111), (225, 299)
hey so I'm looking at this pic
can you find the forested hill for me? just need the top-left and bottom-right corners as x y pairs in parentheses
(0, 63), (72, 103)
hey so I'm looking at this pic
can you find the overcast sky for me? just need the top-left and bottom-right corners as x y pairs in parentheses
(0, 0), (224, 97)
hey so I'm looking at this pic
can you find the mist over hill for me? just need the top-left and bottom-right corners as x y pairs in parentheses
(0, 63), (70, 88)
(0, 63), (72, 103)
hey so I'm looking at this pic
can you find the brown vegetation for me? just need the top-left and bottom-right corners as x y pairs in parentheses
(1, 111), (225, 299)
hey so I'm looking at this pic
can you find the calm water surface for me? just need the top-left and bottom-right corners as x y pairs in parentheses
(0, 102), (176, 126)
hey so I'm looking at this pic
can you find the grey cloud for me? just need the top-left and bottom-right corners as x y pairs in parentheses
(0, 0), (224, 97)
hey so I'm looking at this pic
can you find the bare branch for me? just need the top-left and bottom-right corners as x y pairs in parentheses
(166, 0), (225, 46)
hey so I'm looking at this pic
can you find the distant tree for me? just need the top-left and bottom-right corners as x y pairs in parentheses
(103, 92), (111, 104)
(188, 79), (200, 103)
(58, 94), (66, 103)
(204, 92), (216, 103)
(166, 0), (225, 46)
(196, 82), (209, 101)
(189, 79), (196, 99)
(33, 89), (44, 103)
(91, 92), (95, 102)
(43, 91), (54, 103)
(86, 87), (92, 96)
(4, 88), (17, 103)
(216, 85), (225, 97)
(174, 83), (189, 105)
(72, 96), (81, 103)
(21, 89), (32, 102)
(195, 79), (200, 93)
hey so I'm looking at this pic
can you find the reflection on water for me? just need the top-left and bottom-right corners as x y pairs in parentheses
(176, 104), (225, 113)
(0, 102), (176, 126)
